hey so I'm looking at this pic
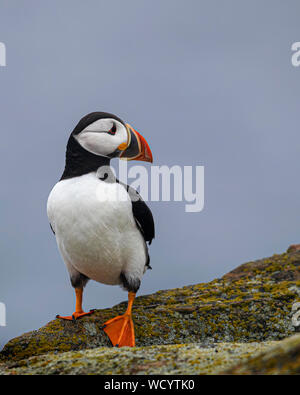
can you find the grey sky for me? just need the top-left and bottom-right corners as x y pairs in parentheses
(1, 0), (300, 348)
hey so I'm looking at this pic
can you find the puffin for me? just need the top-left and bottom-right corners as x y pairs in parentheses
(47, 112), (154, 347)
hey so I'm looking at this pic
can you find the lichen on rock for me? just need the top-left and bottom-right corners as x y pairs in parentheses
(225, 333), (300, 375)
(0, 341), (278, 375)
(1, 248), (300, 374)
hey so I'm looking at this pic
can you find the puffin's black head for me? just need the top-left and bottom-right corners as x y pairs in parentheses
(61, 112), (153, 180)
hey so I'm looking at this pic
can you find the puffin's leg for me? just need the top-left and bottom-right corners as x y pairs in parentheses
(57, 271), (94, 321)
(102, 291), (136, 347)
(56, 288), (94, 321)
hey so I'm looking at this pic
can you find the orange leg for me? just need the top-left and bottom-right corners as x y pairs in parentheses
(102, 292), (136, 347)
(56, 288), (94, 321)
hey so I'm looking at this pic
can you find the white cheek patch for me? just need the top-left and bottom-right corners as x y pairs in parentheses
(75, 119), (128, 157)
(84, 119), (113, 132)
(76, 132), (115, 156)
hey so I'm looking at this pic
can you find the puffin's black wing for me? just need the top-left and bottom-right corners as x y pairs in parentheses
(50, 223), (55, 235)
(116, 179), (155, 244)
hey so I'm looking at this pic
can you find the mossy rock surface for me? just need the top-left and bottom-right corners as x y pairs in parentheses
(1, 249), (300, 364)
(226, 334), (300, 375)
(0, 341), (277, 375)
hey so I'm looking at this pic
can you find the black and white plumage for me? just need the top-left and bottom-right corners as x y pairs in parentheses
(47, 112), (154, 295)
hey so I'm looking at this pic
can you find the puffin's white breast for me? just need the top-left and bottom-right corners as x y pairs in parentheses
(47, 172), (146, 285)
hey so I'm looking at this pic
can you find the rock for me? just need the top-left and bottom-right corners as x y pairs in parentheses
(225, 333), (300, 375)
(287, 244), (300, 253)
(1, 248), (300, 373)
(1, 336), (300, 375)
(0, 341), (278, 375)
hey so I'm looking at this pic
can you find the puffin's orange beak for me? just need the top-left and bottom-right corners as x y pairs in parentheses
(119, 124), (153, 163)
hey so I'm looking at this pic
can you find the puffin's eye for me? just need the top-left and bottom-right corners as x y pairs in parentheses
(107, 124), (116, 135)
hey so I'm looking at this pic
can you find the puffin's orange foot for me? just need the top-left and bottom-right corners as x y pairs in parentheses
(102, 314), (135, 347)
(56, 310), (95, 321)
